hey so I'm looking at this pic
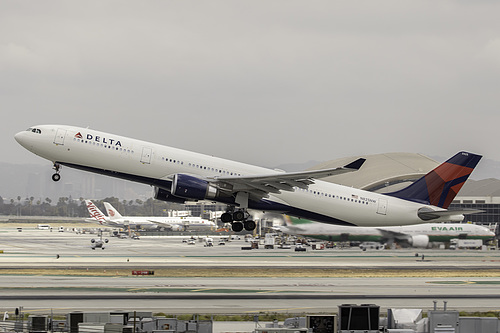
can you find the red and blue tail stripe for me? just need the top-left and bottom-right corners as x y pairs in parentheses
(386, 151), (481, 209)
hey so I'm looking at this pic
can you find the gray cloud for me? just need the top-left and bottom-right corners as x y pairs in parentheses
(2, 0), (500, 169)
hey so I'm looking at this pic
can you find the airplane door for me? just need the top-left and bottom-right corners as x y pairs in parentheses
(141, 147), (152, 164)
(377, 199), (387, 215)
(53, 129), (67, 145)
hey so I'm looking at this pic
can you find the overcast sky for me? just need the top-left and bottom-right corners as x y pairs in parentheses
(2, 1), (500, 169)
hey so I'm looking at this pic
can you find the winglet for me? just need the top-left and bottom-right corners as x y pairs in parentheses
(344, 158), (366, 170)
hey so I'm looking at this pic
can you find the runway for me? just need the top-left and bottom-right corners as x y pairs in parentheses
(1, 225), (500, 314)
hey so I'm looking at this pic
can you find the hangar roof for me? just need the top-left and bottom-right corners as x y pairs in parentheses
(307, 152), (439, 192)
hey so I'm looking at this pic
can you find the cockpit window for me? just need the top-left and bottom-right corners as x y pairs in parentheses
(27, 128), (41, 134)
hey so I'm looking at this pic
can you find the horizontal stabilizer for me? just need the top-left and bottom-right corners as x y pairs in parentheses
(417, 208), (484, 221)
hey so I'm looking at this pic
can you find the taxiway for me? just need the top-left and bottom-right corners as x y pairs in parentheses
(1, 226), (500, 314)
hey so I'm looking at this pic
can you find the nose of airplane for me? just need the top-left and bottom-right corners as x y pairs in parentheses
(14, 131), (25, 144)
(14, 130), (31, 149)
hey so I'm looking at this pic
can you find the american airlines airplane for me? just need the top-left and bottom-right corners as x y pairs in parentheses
(85, 200), (215, 231)
(15, 125), (482, 232)
(279, 215), (495, 248)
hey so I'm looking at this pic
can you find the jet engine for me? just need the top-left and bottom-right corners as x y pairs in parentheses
(171, 174), (218, 200)
(409, 235), (429, 248)
(153, 187), (187, 204)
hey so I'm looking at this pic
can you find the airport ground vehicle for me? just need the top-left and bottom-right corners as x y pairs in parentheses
(359, 241), (384, 251)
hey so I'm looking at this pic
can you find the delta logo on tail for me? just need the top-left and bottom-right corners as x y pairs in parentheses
(387, 152), (481, 209)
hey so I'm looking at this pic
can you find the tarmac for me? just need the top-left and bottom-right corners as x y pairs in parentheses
(1, 224), (500, 315)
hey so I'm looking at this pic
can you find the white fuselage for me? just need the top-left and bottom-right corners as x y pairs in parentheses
(280, 221), (495, 242)
(15, 125), (464, 227)
(108, 216), (216, 230)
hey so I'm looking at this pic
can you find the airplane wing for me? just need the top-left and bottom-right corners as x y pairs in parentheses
(146, 220), (183, 230)
(377, 228), (410, 241)
(208, 158), (366, 199)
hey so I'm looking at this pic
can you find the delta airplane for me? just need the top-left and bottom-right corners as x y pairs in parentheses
(279, 215), (495, 248)
(85, 200), (215, 231)
(15, 125), (482, 232)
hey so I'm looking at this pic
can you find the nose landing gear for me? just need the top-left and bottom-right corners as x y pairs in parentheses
(52, 163), (61, 182)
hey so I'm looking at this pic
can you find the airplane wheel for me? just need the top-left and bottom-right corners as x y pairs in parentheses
(221, 212), (233, 223)
(244, 220), (256, 231)
(231, 222), (244, 232)
(233, 210), (245, 221)
(52, 173), (61, 182)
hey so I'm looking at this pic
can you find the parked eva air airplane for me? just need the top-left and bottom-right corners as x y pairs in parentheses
(279, 215), (495, 248)
(15, 125), (482, 232)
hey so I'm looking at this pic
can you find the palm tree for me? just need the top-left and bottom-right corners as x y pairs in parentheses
(17, 196), (21, 216)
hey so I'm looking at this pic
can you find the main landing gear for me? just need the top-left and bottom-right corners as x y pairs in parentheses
(51, 163), (61, 182)
(221, 208), (256, 232)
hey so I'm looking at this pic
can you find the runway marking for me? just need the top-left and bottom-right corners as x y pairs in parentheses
(428, 281), (500, 285)
(0, 286), (302, 294)
(257, 290), (281, 294)
(23, 307), (74, 313)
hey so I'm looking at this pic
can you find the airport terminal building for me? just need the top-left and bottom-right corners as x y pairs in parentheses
(451, 196), (500, 231)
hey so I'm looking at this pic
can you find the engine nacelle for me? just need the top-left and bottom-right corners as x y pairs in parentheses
(409, 234), (429, 248)
(171, 174), (218, 200)
(153, 187), (187, 204)
(170, 225), (183, 232)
